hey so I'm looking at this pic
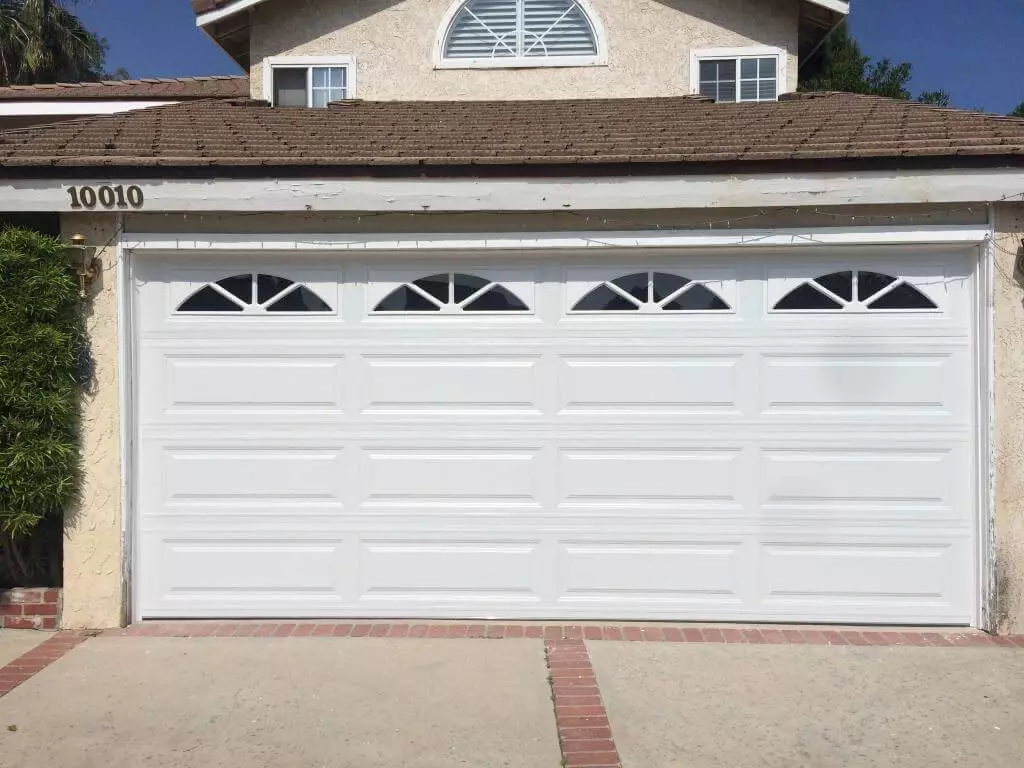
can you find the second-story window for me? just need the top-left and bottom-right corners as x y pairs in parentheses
(439, 0), (603, 68)
(267, 58), (354, 107)
(693, 48), (782, 103)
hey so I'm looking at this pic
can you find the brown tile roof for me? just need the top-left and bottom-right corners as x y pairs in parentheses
(1, 92), (1023, 173)
(0, 76), (248, 102)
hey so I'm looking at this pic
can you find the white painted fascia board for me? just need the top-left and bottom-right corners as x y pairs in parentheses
(196, 0), (266, 27)
(123, 226), (991, 253)
(4, 168), (1024, 213)
(804, 0), (850, 14)
(0, 100), (177, 116)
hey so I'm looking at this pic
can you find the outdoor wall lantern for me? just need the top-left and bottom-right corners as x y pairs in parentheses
(66, 233), (100, 299)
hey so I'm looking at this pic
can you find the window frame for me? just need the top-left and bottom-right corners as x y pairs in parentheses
(433, 0), (607, 69)
(263, 55), (357, 108)
(690, 47), (786, 103)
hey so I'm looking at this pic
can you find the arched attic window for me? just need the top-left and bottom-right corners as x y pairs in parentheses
(440, 0), (602, 67)
(177, 274), (332, 313)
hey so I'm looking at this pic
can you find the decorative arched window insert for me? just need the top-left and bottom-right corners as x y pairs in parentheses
(439, 0), (602, 67)
(773, 270), (937, 312)
(177, 274), (332, 313)
(374, 272), (529, 313)
(572, 272), (730, 313)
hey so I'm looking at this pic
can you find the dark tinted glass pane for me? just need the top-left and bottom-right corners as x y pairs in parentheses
(257, 274), (295, 304)
(453, 273), (492, 303)
(663, 283), (729, 310)
(652, 272), (689, 302)
(464, 285), (528, 311)
(867, 283), (937, 310)
(266, 285), (331, 312)
(814, 271), (853, 302)
(759, 79), (777, 101)
(273, 68), (307, 108)
(739, 81), (758, 101)
(758, 57), (777, 77)
(178, 285), (244, 312)
(774, 283), (843, 310)
(740, 58), (757, 79)
(611, 273), (649, 302)
(717, 81), (737, 102)
(699, 60), (719, 81)
(413, 273), (450, 303)
(375, 286), (440, 312)
(857, 271), (897, 301)
(216, 274), (252, 304)
(573, 284), (640, 311)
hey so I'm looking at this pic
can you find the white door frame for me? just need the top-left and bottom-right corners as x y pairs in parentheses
(118, 225), (996, 627)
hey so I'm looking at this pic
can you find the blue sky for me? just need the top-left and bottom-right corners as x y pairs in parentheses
(75, 0), (1024, 114)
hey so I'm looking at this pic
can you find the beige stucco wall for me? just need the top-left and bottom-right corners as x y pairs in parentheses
(60, 213), (123, 630)
(249, 0), (800, 101)
(993, 203), (1024, 634)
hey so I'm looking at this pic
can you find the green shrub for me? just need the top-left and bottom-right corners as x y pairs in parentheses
(0, 227), (83, 586)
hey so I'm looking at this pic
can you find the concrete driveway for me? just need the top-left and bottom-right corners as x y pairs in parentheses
(588, 641), (1024, 768)
(1, 626), (1023, 768)
(0, 635), (560, 768)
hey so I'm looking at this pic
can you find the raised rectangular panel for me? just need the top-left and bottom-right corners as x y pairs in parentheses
(761, 449), (951, 507)
(362, 356), (541, 413)
(761, 354), (954, 414)
(363, 449), (539, 504)
(165, 450), (344, 502)
(358, 540), (541, 599)
(761, 543), (955, 602)
(560, 449), (739, 503)
(558, 541), (742, 599)
(161, 539), (343, 594)
(164, 356), (344, 412)
(559, 356), (741, 413)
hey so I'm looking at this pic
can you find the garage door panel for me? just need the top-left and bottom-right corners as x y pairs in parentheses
(759, 351), (966, 419)
(357, 539), (544, 602)
(361, 448), (542, 506)
(556, 540), (746, 604)
(759, 447), (958, 513)
(361, 354), (544, 414)
(758, 539), (970, 615)
(557, 354), (744, 414)
(558, 448), (743, 506)
(148, 537), (348, 599)
(162, 449), (347, 505)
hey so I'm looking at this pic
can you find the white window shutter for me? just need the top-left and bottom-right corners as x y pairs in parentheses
(444, 0), (598, 60)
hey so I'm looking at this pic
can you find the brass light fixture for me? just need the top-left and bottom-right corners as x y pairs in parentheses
(66, 233), (99, 299)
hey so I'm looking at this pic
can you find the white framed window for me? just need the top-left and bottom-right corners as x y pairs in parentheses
(263, 56), (355, 108)
(690, 47), (785, 103)
(435, 0), (606, 69)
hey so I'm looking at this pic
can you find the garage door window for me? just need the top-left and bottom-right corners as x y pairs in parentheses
(774, 270), (937, 312)
(374, 272), (529, 313)
(573, 271), (730, 312)
(177, 273), (332, 313)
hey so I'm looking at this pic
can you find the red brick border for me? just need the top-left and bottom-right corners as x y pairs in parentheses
(546, 638), (622, 768)
(0, 632), (89, 697)
(113, 622), (1024, 647)
(0, 588), (60, 630)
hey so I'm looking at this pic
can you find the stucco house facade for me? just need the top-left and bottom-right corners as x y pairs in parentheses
(3, 0), (1024, 634)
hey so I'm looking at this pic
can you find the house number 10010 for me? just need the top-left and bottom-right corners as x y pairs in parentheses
(67, 185), (144, 210)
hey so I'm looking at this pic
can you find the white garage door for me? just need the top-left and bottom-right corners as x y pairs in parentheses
(132, 248), (978, 623)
